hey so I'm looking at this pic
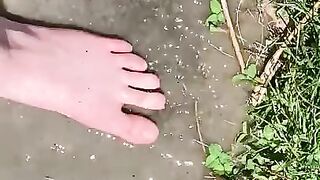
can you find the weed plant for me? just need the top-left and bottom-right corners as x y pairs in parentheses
(205, 0), (320, 179)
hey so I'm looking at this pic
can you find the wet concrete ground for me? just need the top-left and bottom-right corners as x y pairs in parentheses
(0, 0), (264, 179)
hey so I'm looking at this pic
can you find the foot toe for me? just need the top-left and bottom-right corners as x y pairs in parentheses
(116, 54), (148, 71)
(107, 114), (159, 144)
(121, 89), (166, 110)
(121, 71), (160, 89)
(104, 38), (133, 52)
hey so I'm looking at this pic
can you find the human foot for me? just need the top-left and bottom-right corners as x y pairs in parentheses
(0, 19), (165, 144)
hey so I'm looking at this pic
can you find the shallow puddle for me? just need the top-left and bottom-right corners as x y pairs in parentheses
(0, 0), (264, 179)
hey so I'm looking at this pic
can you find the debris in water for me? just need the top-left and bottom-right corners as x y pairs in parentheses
(50, 143), (66, 154)
(44, 176), (54, 180)
(25, 154), (31, 162)
(90, 154), (96, 160)
(176, 160), (183, 167)
(179, 134), (184, 141)
(175, 17), (183, 23)
(184, 161), (194, 166)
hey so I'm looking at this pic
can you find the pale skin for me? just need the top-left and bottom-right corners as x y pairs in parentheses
(0, 17), (165, 144)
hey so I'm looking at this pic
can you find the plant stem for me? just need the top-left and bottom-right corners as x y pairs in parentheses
(221, 0), (245, 73)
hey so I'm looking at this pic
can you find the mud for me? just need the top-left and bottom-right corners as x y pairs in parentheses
(0, 0), (264, 179)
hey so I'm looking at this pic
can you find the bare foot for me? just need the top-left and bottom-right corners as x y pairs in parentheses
(0, 19), (165, 144)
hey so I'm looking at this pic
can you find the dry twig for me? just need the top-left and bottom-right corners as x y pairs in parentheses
(221, 0), (246, 72)
(194, 100), (206, 154)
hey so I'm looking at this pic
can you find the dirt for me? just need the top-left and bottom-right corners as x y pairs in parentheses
(0, 0), (264, 179)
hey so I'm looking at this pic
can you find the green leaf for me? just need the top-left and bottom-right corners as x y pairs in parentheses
(244, 64), (257, 78)
(209, 24), (218, 32)
(232, 74), (249, 83)
(224, 162), (234, 174)
(205, 14), (218, 26)
(217, 12), (225, 22)
(263, 125), (274, 140)
(212, 160), (225, 175)
(210, 0), (222, 14)
(206, 154), (218, 168)
(240, 154), (247, 165)
(219, 153), (232, 164)
(206, 143), (234, 176)
(307, 155), (314, 164)
(246, 159), (255, 170)
(206, 144), (223, 168)
(209, 144), (222, 155)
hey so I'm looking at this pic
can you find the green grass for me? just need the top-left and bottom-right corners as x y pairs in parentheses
(205, 0), (320, 179)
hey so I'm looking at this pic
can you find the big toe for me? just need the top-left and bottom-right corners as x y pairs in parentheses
(111, 114), (159, 144)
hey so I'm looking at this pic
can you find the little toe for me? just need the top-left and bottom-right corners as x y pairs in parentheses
(116, 54), (148, 71)
(121, 71), (160, 89)
(110, 114), (159, 144)
(104, 38), (133, 52)
(122, 88), (165, 110)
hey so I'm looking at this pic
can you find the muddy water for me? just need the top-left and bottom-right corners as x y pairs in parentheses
(0, 0), (263, 179)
